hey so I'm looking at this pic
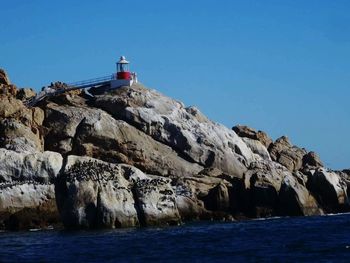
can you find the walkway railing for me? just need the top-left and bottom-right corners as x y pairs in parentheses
(24, 74), (116, 107)
(66, 74), (115, 88)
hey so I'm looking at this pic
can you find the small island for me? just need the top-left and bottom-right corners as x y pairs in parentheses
(0, 66), (349, 231)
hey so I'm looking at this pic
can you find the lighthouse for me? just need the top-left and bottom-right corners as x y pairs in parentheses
(110, 56), (137, 89)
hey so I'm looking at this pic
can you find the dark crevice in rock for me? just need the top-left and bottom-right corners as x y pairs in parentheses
(69, 117), (87, 156)
(54, 155), (69, 224)
(204, 151), (215, 167)
(277, 185), (303, 216)
(131, 185), (146, 227)
(306, 173), (342, 213)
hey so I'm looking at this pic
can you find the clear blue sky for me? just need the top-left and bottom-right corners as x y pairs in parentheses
(1, 0), (349, 169)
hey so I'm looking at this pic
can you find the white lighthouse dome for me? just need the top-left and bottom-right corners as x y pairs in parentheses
(119, 56), (129, 64)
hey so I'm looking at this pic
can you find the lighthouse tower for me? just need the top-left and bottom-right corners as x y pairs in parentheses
(110, 56), (137, 89)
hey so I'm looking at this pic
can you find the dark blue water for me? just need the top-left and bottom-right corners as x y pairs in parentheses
(1, 214), (350, 262)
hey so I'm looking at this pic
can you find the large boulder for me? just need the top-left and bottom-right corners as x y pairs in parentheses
(0, 96), (24, 119)
(201, 182), (231, 212)
(55, 156), (139, 229)
(302, 151), (323, 169)
(0, 148), (63, 183)
(43, 103), (100, 154)
(44, 103), (202, 177)
(0, 95), (43, 126)
(55, 156), (181, 229)
(0, 96), (44, 152)
(0, 149), (63, 230)
(306, 168), (349, 213)
(130, 171), (181, 226)
(278, 172), (323, 216)
(0, 119), (43, 152)
(242, 137), (271, 161)
(92, 84), (255, 178)
(233, 125), (273, 148)
(268, 136), (307, 172)
(243, 161), (285, 217)
(0, 183), (58, 230)
(174, 175), (233, 219)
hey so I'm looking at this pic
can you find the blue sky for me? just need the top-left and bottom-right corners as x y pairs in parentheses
(1, 0), (349, 169)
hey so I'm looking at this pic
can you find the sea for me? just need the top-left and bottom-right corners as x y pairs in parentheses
(1, 213), (350, 262)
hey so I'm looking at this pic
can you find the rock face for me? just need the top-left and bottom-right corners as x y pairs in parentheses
(307, 168), (349, 212)
(243, 161), (284, 217)
(55, 156), (181, 229)
(0, 96), (23, 118)
(131, 171), (181, 226)
(0, 183), (58, 230)
(0, 119), (43, 152)
(0, 149), (62, 230)
(240, 160), (324, 217)
(93, 85), (255, 178)
(266, 136), (324, 173)
(0, 69), (349, 230)
(0, 95), (44, 153)
(268, 136), (307, 172)
(242, 137), (271, 161)
(278, 172), (323, 216)
(0, 149), (62, 183)
(43, 103), (202, 177)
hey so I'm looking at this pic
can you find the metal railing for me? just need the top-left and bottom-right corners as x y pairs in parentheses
(24, 74), (116, 107)
(67, 74), (115, 88)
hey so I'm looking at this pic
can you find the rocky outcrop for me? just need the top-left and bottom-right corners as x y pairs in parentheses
(306, 168), (349, 212)
(303, 151), (323, 169)
(0, 69), (349, 230)
(92, 85), (255, 178)
(0, 94), (44, 153)
(130, 171), (181, 226)
(0, 70), (17, 99)
(240, 160), (324, 217)
(233, 125), (273, 148)
(55, 156), (139, 229)
(232, 126), (324, 173)
(0, 119), (43, 152)
(243, 161), (284, 217)
(0, 69), (10, 85)
(43, 103), (202, 177)
(55, 156), (181, 229)
(242, 137), (271, 161)
(174, 175), (233, 220)
(267, 136), (325, 173)
(268, 136), (307, 172)
(0, 96), (23, 118)
(278, 172), (323, 216)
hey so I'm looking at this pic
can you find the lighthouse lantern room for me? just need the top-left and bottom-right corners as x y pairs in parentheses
(110, 56), (137, 89)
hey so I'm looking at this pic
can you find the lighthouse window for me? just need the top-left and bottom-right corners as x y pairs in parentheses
(118, 63), (129, 72)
